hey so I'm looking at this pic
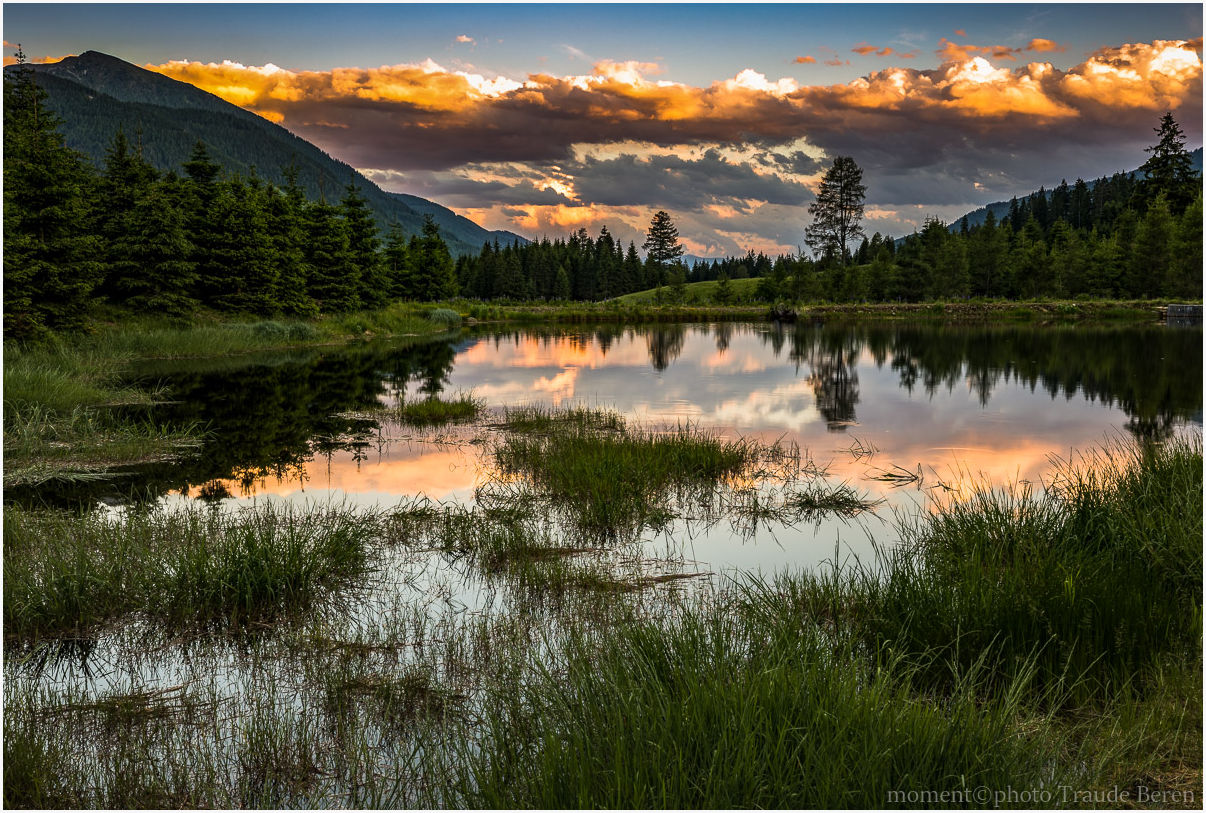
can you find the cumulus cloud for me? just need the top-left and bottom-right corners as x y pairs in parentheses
(144, 38), (1202, 247)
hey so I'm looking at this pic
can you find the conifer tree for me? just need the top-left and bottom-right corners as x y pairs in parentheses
(3, 47), (103, 338)
(267, 165), (318, 317)
(383, 223), (414, 299)
(643, 210), (684, 284)
(98, 129), (158, 303)
(804, 156), (866, 265)
(342, 184), (389, 308)
(113, 179), (198, 314)
(412, 216), (456, 301)
(305, 199), (358, 311)
(1137, 112), (1199, 214)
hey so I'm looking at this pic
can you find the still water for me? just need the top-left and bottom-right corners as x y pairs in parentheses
(11, 319), (1201, 768)
(24, 319), (1202, 575)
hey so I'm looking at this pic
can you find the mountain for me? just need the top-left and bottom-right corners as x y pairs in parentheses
(10, 51), (526, 255)
(949, 147), (1203, 232)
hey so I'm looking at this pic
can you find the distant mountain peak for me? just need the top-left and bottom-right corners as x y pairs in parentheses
(13, 50), (527, 255)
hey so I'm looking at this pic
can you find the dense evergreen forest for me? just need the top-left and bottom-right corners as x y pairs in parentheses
(4, 45), (1201, 343)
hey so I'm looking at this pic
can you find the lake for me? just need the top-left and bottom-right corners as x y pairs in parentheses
(21, 320), (1201, 570)
(8, 319), (1200, 805)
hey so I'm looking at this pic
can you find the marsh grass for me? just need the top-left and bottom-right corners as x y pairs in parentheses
(847, 435), (1203, 700)
(395, 393), (483, 427)
(4, 431), (1198, 809)
(3, 504), (380, 641)
(491, 408), (784, 536)
(3, 405), (205, 487)
(497, 404), (625, 434)
(443, 605), (1064, 809)
(427, 435), (1202, 808)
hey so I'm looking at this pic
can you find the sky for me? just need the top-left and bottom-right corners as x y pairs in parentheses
(4, 3), (1203, 256)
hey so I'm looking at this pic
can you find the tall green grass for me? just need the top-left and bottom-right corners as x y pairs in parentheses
(432, 435), (1202, 808)
(845, 436), (1203, 699)
(3, 504), (379, 640)
(445, 606), (1062, 808)
(492, 408), (765, 535)
(395, 393), (483, 427)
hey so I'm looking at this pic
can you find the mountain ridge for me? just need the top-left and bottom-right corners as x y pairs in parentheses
(11, 50), (528, 255)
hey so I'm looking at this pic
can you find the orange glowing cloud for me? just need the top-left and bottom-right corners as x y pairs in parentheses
(794, 55), (817, 64)
(1027, 38), (1065, 53)
(2, 52), (71, 66)
(141, 39), (1201, 183)
(853, 43), (896, 57)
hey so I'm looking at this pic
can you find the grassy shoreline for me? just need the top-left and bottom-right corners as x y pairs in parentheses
(4, 433), (1200, 808)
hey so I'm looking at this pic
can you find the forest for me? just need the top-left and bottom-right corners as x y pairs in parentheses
(4, 48), (1201, 343)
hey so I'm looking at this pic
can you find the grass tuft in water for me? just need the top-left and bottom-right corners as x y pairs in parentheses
(491, 408), (771, 536)
(4, 504), (379, 641)
(395, 393), (483, 427)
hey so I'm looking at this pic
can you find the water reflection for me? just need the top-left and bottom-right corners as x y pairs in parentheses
(9, 321), (1200, 511)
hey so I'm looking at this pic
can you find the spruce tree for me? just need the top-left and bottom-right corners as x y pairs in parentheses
(1137, 112), (1199, 214)
(3, 47), (103, 338)
(413, 216), (456, 301)
(804, 156), (866, 265)
(643, 210), (684, 284)
(113, 179), (198, 315)
(384, 223), (414, 299)
(305, 200), (357, 311)
(342, 184), (389, 308)
(268, 165), (318, 317)
(98, 129), (158, 303)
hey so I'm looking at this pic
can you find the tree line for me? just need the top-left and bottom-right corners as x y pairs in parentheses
(4, 53), (459, 340)
(5, 39), (1200, 343)
(754, 112), (1200, 304)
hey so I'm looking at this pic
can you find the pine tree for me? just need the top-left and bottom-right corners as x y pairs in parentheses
(1128, 194), (1174, 298)
(1168, 193), (1203, 299)
(413, 215), (456, 301)
(642, 210), (684, 282)
(213, 175), (278, 314)
(305, 199), (357, 311)
(113, 179), (198, 315)
(98, 129), (158, 303)
(1137, 112), (1199, 214)
(804, 156), (866, 265)
(383, 223), (414, 299)
(342, 184), (389, 308)
(3, 47), (103, 338)
(268, 165), (318, 317)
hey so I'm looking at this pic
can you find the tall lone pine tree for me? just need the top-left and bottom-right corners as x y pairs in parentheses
(805, 156), (867, 266)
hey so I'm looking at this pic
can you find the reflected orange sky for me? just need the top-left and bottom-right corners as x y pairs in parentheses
(175, 328), (1189, 511)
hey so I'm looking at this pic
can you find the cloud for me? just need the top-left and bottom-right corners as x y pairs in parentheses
(954, 29), (967, 37)
(853, 43), (896, 57)
(794, 55), (816, 64)
(1027, 38), (1064, 53)
(824, 57), (850, 66)
(144, 38), (1202, 245)
(936, 36), (1070, 63)
(455, 34), (474, 44)
(2, 50), (72, 66)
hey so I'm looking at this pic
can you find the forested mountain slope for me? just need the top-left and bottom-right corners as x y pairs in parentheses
(12, 51), (525, 255)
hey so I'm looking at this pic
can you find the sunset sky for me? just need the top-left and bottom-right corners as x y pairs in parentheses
(6, 3), (1202, 256)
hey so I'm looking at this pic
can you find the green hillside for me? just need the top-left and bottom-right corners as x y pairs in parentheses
(14, 51), (524, 256)
(612, 277), (765, 305)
